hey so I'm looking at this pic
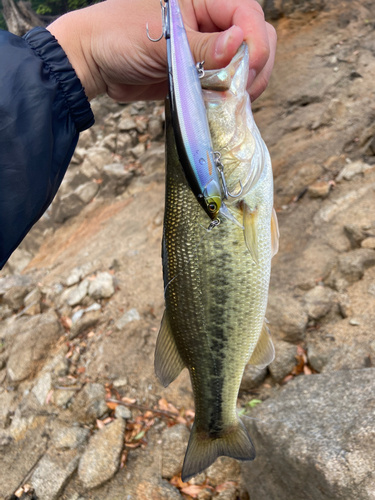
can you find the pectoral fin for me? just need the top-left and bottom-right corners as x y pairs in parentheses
(248, 321), (275, 369)
(271, 208), (280, 258)
(154, 310), (186, 387)
(243, 202), (258, 264)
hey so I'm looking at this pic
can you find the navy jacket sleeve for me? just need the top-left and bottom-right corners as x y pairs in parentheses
(0, 27), (95, 269)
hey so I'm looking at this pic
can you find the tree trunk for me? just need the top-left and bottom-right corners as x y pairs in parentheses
(2, 0), (46, 36)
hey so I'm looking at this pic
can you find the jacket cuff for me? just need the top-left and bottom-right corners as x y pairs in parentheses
(23, 26), (95, 132)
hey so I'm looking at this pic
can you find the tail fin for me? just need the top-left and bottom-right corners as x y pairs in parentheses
(181, 419), (256, 482)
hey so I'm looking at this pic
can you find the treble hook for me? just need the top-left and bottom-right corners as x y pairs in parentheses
(214, 152), (244, 199)
(146, 0), (167, 42)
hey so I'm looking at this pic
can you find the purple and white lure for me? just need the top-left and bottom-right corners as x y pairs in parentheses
(147, 0), (243, 225)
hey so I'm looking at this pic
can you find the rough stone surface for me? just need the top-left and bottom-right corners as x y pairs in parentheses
(88, 272), (115, 299)
(70, 383), (108, 424)
(205, 456), (241, 487)
(336, 160), (372, 181)
(303, 286), (335, 320)
(161, 424), (190, 479)
(78, 418), (125, 489)
(32, 372), (52, 406)
(115, 308), (141, 330)
(361, 237), (375, 249)
(344, 223), (367, 248)
(52, 424), (90, 450)
(269, 340), (297, 383)
(69, 309), (101, 340)
(338, 249), (375, 283)
(240, 364), (267, 392)
(242, 369), (375, 500)
(31, 448), (80, 500)
(267, 295), (308, 341)
(7, 313), (62, 382)
(65, 263), (94, 287)
(114, 405), (132, 420)
(321, 343), (373, 373)
(3, 285), (31, 311)
(66, 279), (89, 307)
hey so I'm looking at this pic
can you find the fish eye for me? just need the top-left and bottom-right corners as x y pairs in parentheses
(208, 202), (217, 212)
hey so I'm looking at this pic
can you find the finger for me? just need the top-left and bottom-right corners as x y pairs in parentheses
(187, 25), (244, 69)
(248, 22), (277, 101)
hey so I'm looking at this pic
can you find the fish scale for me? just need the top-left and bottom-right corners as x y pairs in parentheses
(156, 44), (277, 482)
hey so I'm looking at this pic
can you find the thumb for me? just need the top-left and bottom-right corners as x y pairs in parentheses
(188, 25), (244, 71)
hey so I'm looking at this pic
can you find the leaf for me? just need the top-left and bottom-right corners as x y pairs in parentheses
(106, 401), (118, 410)
(122, 397), (136, 404)
(134, 430), (146, 440)
(180, 485), (205, 498)
(247, 399), (262, 408)
(96, 419), (105, 430)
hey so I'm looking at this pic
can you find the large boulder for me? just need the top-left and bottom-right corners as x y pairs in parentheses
(242, 369), (375, 500)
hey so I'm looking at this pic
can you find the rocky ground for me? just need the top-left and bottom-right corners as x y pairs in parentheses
(1, 0), (375, 499)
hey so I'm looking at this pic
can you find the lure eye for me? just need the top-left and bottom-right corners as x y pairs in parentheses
(208, 202), (217, 213)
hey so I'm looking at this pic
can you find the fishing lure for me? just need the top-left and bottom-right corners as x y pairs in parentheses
(147, 0), (242, 224)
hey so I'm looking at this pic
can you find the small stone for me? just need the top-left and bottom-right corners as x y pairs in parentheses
(136, 478), (183, 500)
(338, 248), (375, 283)
(23, 288), (42, 308)
(216, 485), (238, 500)
(0, 391), (14, 429)
(88, 272), (115, 300)
(78, 418), (125, 489)
(162, 424), (190, 479)
(52, 389), (77, 408)
(31, 448), (80, 500)
(66, 279), (89, 307)
(0, 303), (12, 320)
(69, 309), (101, 340)
(70, 383), (108, 424)
(129, 142), (146, 159)
(361, 237), (375, 249)
(307, 181), (330, 198)
(118, 117), (136, 131)
(269, 340), (298, 383)
(101, 163), (134, 196)
(6, 247), (33, 273)
(205, 456), (241, 487)
(99, 133), (117, 152)
(240, 364), (267, 392)
(116, 132), (133, 155)
(75, 181), (99, 205)
(337, 293), (351, 318)
(344, 224), (366, 248)
(52, 425), (90, 449)
(113, 377), (128, 388)
(32, 372), (52, 406)
(65, 263), (94, 287)
(349, 318), (360, 326)
(303, 286), (335, 320)
(3, 285), (31, 311)
(336, 160), (372, 181)
(52, 192), (85, 223)
(114, 405), (132, 420)
(148, 117), (163, 139)
(267, 295), (308, 342)
(115, 308), (141, 330)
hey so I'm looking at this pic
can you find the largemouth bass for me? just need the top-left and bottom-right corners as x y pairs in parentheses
(155, 43), (279, 482)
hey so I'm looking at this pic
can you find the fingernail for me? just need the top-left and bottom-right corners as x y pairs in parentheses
(215, 26), (238, 58)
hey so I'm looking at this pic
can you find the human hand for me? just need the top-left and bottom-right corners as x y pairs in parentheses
(48, 0), (276, 102)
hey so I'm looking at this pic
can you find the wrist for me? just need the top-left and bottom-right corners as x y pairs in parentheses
(47, 10), (104, 101)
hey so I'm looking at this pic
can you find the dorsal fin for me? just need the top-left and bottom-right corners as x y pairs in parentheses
(248, 321), (275, 369)
(154, 310), (186, 387)
(271, 208), (280, 258)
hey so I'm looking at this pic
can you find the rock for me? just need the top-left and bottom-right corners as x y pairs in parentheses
(130, 142), (146, 159)
(321, 343), (372, 373)
(242, 369), (375, 500)
(0, 303), (12, 319)
(136, 478), (183, 500)
(307, 181), (330, 198)
(53, 192), (85, 223)
(336, 160), (372, 181)
(52, 389), (77, 408)
(66, 279), (89, 307)
(338, 248), (375, 283)
(31, 448), (80, 500)
(148, 117), (163, 139)
(70, 383), (108, 424)
(69, 309), (101, 340)
(344, 223), (366, 248)
(77, 128), (96, 150)
(52, 424), (90, 449)
(267, 295), (308, 341)
(81, 147), (112, 175)
(215, 484), (238, 500)
(118, 117), (136, 131)
(65, 263), (94, 287)
(6, 247), (33, 273)
(7, 313), (62, 382)
(361, 237), (375, 249)
(99, 132), (117, 152)
(3, 285), (32, 311)
(337, 293), (351, 318)
(32, 372), (52, 406)
(0, 391), (15, 429)
(240, 364), (267, 391)
(75, 181), (99, 205)
(88, 272), (115, 299)
(307, 341), (337, 373)
(116, 132), (134, 155)
(115, 308), (141, 330)
(161, 424), (190, 479)
(101, 163), (134, 196)
(206, 456), (241, 487)
(78, 418), (125, 489)
(303, 286), (335, 320)
(269, 340), (297, 383)
(139, 144), (165, 176)
(0, 275), (34, 296)
(114, 405), (132, 420)
(22, 287), (42, 315)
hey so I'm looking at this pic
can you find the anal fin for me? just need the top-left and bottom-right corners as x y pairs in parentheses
(248, 321), (275, 369)
(154, 310), (185, 387)
(271, 207), (280, 258)
(243, 202), (258, 264)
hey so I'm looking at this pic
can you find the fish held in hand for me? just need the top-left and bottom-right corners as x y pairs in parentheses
(155, 43), (278, 482)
